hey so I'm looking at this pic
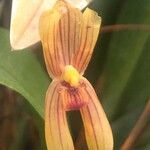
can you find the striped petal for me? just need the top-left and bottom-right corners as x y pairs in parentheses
(39, 0), (83, 78)
(39, 1), (101, 78)
(73, 8), (101, 74)
(39, 3), (62, 78)
(45, 80), (74, 150)
(80, 78), (113, 150)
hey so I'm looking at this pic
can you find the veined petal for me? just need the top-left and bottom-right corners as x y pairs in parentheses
(56, 1), (83, 66)
(45, 80), (74, 150)
(39, 1), (101, 77)
(73, 8), (101, 74)
(39, 0), (83, 78)
(10, 0), (57, 50)
(39, 3), (62, 78)
(80, 78), (113, 150)
(40, 0), (101, 77)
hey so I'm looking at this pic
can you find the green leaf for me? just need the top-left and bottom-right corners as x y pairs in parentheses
(86, 0), (126, 84)
(100, 0), (150, 120)
(112, 104), (144, 149)
(112, 101), (150, 149)
(0, 28), (50, 117)
(86, 0), (150, 148)
(0, 27), (50, 149)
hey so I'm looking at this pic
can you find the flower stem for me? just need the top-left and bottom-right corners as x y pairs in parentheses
(101, 24), (150, 33)
(121, 100), (150, 150)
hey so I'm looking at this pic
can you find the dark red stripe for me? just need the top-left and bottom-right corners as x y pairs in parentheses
(47, 18), (56, 76)
(59, 21), (66, 65)
(53, 20), (61, 76)
(48, 83), (59, 141)
(80, 27), (94, 71)
(76, 19), (89, 72)
(65, 4), (70, 64)
(57, 94), (64, 150)
(85, 84), (105, 149)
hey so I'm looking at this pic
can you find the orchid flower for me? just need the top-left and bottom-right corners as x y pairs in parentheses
(10, 0), (113, 149)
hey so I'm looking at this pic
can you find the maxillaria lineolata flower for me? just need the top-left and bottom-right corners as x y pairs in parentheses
(10, 0), (113, 149)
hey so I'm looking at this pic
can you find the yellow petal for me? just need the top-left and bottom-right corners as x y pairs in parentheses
(73, 8), (101, 74)
(80, 77), (113, 150)
(56, 1), (83, 66)
(39, 10), (60, 78)
(10, 0), (57, 50)
(39, 0), (83, 78)
(45, 80), (74, 150)
(39, 1), (101, 77)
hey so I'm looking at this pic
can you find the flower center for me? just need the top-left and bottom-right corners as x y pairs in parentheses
(61, 65), (80, 87)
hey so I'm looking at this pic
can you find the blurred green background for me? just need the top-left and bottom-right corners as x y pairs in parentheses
(0, 0), (150, 149)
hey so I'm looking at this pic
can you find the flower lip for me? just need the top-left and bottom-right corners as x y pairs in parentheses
(61, 81), (78, 93)
(59, 78), (89, 111)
